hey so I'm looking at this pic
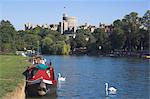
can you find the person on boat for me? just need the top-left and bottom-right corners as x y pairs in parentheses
(35, 57), (49, 70)
(23, 56), (49, 79)
(32, 56), (37, 65)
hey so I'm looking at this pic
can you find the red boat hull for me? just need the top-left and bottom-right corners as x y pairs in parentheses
(24, 65), (57, 96)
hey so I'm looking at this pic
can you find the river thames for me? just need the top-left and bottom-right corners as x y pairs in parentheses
(27, 55), (149, 99)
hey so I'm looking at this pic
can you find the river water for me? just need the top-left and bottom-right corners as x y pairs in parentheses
(27, 55), (149, 99)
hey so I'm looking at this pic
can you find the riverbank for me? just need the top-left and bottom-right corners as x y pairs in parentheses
(71, 50), (150, 59)
(0, 55), (30, 98)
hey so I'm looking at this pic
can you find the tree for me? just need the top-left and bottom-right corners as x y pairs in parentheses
(23, 33), (40, 50)
(41, 31), (69, 55)
(142, 10), (150, 32)
(138, 29), (149, 51)
(41, 37), (53, 54)
(76, 29), (91, 35)
(122, 12), (141, 51)
(67, 37), (77, 51)
(62, 44), (71, 55)
(42, 37), (53, 46)
(75, 33), (87, 47)
(0, 20), (17, 53)
(140, 10), (150, 50)
(32, 26), (43, 35)
(55, 41), (65, 55)
(15, 30), (27, 50)
(92, 28), (110, 53)
(110, 19), (126, 50)
(93, 28), (107, 45)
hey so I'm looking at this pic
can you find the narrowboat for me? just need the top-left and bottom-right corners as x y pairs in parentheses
(23, 64), (57, 96)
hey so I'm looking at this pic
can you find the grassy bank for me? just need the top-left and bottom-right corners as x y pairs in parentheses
(0, 55), (30, 98)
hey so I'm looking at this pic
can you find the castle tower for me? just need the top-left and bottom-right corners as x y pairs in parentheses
(61, 15), (77, 34)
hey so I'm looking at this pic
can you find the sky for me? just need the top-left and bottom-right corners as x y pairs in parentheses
(0, 0), (149, 30)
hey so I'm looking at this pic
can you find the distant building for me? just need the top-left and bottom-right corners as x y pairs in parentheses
(24, 23), (33, 30)
(99, 23), (114, 33)
(60, 13), (77, 34)
(25, 13), (77, 34)
(78, 23), (89, 30)
(24, 14), (114, 35)
(42, 24), (49, 28)
(65, 33), (76, 40)
(49, 24), (59, 31)
(88, 25), (96, 32)
(24, 23), (60, 31)
(78, 23), (96, 33)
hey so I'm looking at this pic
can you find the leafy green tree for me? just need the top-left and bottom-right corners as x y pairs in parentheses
(140, 10), (150, 50)
(93, 28), (107, 45)
(42, 37), (53, 46)
(23, 33), (40, 50)
(86, 34), (96, 53)
(122, 12), (141, 51)
(15, 30), (27, 50)
(76, 29), (91, 34)
(62, 44), (71, 55)
(38, 28), (52, 38)
(74, 29), (93, 49)
(67, 37), (77, 51)
(75, 33), (87, 47)
(47, 31), (65, 41)
(142, 10), (150, 32)
(110, 19), (126, 50)
(0, 20), (16, 53)
(41, 37), (53, 54)
(138, 29), (149, 51)
(41, 31), (68, 55)
(32, 26), (43, 35)
(55, 41), (65, 55)
(93, 28), (110, 53)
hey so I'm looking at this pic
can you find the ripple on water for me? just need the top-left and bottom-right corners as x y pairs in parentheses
(26, 56), (149, 99)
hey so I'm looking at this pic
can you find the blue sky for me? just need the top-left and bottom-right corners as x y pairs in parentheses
(0, 0), (149, 30)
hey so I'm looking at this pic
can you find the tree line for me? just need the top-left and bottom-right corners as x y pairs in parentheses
(0, 10), (149, 55)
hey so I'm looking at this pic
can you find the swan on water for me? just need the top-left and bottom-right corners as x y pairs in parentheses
(105, 82), (117, 96)
(58, 73), (66, 81)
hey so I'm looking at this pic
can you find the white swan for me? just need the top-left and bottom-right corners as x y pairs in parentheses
(58, 73), (66, 81)
(105, 82), (117, 96)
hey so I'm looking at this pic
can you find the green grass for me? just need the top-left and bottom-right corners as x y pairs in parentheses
(0, 55), (30, 97)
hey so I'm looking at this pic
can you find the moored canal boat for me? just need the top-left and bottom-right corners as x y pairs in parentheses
(23, 57), (57, 96)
